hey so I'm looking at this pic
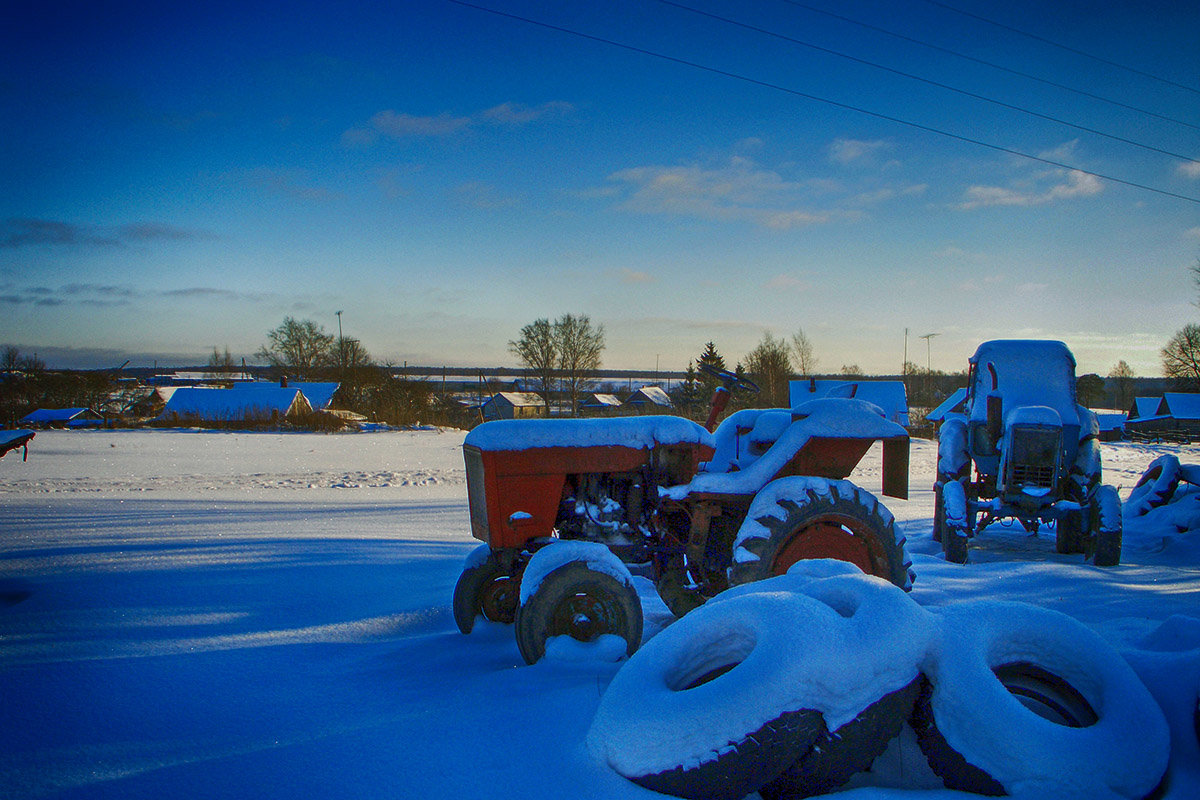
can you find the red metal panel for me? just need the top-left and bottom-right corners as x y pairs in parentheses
(777, 438), (874, 482)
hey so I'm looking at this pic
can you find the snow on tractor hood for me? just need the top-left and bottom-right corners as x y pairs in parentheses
(1004, 404), (1062, 429)
(663, 398), (907, 499)
(968, 340), (1081, 427)
(464, 416), (714, 452)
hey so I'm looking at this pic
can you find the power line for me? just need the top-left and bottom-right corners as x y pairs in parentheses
(656, 0), (1198, 165)
(777, 0), (1200, 132)
(445, 0), (1200, 206)
(922, 0), (1200, 96)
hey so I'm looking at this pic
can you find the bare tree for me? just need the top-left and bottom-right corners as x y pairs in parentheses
(745, 332), (793, 407)
(509, 318), (557, 414)
(1162, 325), (1200, 390)
(1108, 360), (1136, 410)
(555, 313), (605, 415)
(256, 317), (335, 380)
(791, 328), (818, 376)
(204, 346), (238, 381)
(841, 364), (863, 377)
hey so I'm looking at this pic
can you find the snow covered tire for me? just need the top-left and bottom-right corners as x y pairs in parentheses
(1127, 455), (1181, 517)
(452, 545), (519, 634)
(911, 601), (1169, 798)
(1091, 484), (1123, 567)
(515, 546), (642, 665)
(729, 478), (914, 591)
(940, 479), (970, 564)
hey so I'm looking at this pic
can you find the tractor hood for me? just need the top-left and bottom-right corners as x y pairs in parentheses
(967, 340), (1081, 429)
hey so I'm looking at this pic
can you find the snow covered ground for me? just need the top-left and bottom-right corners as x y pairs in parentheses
(2, 428), (1198, 799)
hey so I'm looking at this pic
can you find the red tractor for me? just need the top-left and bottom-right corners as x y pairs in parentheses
(453, 368), (913, 664)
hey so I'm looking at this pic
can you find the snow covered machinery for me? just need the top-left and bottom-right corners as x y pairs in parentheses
(933, 340), (1122, 565)
(453, 366), (914, 664)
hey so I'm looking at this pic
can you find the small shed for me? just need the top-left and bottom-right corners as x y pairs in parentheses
(581, 393), (622, 414)
(624, 386), (673, 411)
(1095, 412), (1127, 441)
(482, 392), (545, 421)
(287, 382), (340, 411)
(18, 408), (103, 428)
(790, 380), (910, 427)
(159, 387), (312, 424)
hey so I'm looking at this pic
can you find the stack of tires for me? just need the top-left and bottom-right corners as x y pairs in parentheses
(588, 561), (1169, 799)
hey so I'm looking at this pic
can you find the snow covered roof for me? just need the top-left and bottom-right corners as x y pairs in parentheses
(582, 393), (622, 407)
(288, 382), (339, 410)
(1129, 396), (1165, 422)
(1159, 393), (1200, 420)
(790, 380), (909, 426)
(19, 408), (97, 424)
(485, 392), (544, 408)
(926, 387), (968, 422)
(1095, 412), (1127, 433)
(160, 387), (312, 420)
(465, 416), (713, 451)
(625, 386), (672, 407)
(0, 429), (34, 458)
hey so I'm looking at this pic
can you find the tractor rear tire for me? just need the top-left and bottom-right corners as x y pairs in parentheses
(730, 479), (912, 591)
(452, 547), (520, 634)
(515, 560), (643, 665)
(1055, 512), (1086, 555)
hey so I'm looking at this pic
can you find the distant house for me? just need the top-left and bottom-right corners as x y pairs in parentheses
(581, 393), (622, 414)
(158, 387), (312, 424)
(1095, 412), (1127, 441)
(481, 392), (545, 421)
(1158, 393), (1200, 435)
(246, 381), (339, 411)
(624, 386), (673, 411)
(1126, 396), (1171, 435)
(789, 379), (910, 427)
(18, 408), (103, 429)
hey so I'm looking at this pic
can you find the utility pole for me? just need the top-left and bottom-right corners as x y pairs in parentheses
(335, 310), (344, 379)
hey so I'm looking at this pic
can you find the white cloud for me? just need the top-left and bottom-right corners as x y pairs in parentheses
(829, 138), (891, 165)
(343, 101), (572, 145)
(607, 159), (842, 230)
(957, 169), (1102, 210)
(1178, 160), (1200, 179)
(1037, 139), (1081, 162)
(480, 101), (573, 125)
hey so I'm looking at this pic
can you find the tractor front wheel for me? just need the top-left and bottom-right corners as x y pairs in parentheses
(515, 560), (643, 665)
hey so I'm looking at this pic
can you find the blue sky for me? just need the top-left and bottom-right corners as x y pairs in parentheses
(2, 0), (1198, 377)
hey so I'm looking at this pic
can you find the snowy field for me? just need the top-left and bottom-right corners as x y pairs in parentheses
(2, 428), (1198, 799)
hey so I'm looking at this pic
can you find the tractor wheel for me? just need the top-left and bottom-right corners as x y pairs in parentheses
(1091, 484), (1123, 567)
(730, 478), (913, 591)
(940, 479), (970, 565)
(1055, 511), (1086, 555)
(515, 559), (642, 665)
(910, 601), (1169, 799)
(932, 481), (945, 544)
(452, 545), (520, 634)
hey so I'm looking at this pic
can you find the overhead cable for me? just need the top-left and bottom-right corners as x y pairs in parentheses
(657, 0), (1198, 165)
(778, 0), (1200, 132)
(445, 0), (1200, 206)
(922, 0), (1200, 96)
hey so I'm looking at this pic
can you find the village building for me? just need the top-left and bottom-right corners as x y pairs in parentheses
(481, 392), (545, 421)
(18, 407), (103, 428)
(624, 386), (672, 411)
(158, 387), (313, 425)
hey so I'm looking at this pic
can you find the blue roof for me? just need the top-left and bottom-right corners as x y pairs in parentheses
(1095, 412), (1127, 432)
(1160, 393), (1200, 420)
(1129, 397), (1164, 421)
(19, 408), (92, 424)
(790, 380), (909, 426)
(160, 388), (310, 420)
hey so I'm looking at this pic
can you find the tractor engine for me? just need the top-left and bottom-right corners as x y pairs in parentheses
(556, 471), (655, 547)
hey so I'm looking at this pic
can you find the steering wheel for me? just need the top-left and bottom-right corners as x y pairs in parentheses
(698, 362), (760, 393)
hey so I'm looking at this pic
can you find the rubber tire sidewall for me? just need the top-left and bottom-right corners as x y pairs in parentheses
(515, 561), (643, 665)
(452, 551), (519, 634)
